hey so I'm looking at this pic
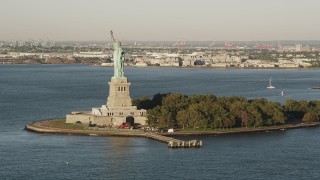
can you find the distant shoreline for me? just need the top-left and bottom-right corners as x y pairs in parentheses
(3, 63), (320, 70)
(128, 65), (320, 71)
(98, 64), (320, 70)
(26, 119), (320, 137)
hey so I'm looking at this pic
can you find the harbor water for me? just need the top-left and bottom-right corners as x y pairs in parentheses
(0, 64), (320, 179)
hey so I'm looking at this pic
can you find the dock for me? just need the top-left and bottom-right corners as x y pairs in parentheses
(26, 120), (203, 148)
(146, 132), (202, 148)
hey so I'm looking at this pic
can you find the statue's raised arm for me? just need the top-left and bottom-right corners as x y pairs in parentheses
(110, 30), (116, 43)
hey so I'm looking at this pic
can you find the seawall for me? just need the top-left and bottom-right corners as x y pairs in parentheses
(26, 120), (203, 148)
(26, 120), (320, 137)
(26, 120), (147, 137)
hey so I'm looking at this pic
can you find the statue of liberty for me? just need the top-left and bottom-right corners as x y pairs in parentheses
(110, 30), (125, 79)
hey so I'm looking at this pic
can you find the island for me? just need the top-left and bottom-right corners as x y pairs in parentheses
(25, 31), (320, 148)
(27, 93), (320, 136)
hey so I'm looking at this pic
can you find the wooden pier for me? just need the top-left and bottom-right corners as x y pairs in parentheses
(146, 132), (202, 148)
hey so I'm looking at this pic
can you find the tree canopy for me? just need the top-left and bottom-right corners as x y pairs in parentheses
(133, 93), (320, 129)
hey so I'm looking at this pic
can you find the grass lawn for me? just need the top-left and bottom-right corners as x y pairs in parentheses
(43, 119), (86, 130)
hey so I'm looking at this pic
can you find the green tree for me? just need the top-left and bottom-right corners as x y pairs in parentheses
(240, 110), (250, 128)
(302, 112), (319, 123)
(132, 96), (151, 109)
(158, 107), (175, 128)
(146, 106), (161, 126)
(190, 94), (217, 104)
(213, 117), (223, 129)
(284, 99), (305, 119)
(223, 117), (235, 129)
(176, 110), (190, 129)
(188, 103), (203, 129)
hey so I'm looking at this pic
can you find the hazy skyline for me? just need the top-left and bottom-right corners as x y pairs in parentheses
(1, 0), (320, 41)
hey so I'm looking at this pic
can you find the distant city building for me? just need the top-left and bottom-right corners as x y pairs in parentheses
(295, 44), (302, 52)
(73, 52), (110, 58)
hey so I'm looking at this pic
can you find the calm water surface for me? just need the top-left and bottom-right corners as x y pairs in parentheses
(0, 64), (319, 179)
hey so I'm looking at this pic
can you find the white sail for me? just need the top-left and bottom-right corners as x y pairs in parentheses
(267, 77), (275, 89)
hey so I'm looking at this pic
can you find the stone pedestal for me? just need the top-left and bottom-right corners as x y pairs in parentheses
(66, 73), (147, 126)
(107, 77), (132, 108)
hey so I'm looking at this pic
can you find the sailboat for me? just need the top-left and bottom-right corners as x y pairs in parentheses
(267, 77), (275, 89)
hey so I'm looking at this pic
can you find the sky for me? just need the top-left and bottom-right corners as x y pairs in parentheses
(1, 0), (320, 41)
